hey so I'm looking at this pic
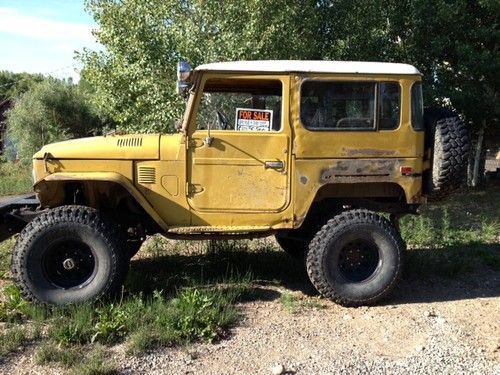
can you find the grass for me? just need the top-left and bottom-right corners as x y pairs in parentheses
(0, 325), (31, 356)
(35, 343), (117, 375)
(401, 186), (499, 248)
(35, 342), (83, 367)
(0, 237), (14, 279)
(279, 292), (327, 314)
(400, 185), (499, 278)
(0, 185), (498, 371)
(0, 161), (32, 195)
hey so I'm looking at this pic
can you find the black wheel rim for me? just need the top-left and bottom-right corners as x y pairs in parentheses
(338, 240), (380, 282)
(42, 240), (96, 289)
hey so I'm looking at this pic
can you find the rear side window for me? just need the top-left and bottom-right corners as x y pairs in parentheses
(301, 81), (376, 130)
(411, 82), (424, 130)
(300, 81), (401, 130)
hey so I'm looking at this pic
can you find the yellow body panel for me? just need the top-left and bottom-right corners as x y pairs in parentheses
(33, 69), (424, 233)
(33, 134), (160, 160)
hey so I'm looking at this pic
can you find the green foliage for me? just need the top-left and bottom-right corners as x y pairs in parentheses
(5, 79), (108, 161)
(80, 0), (498, 134)
(401, 186), (500, 248)
(0, 161), (32, 195)
(0, 285), (30, 322)
(319, 0), (499, 131)
(79, 0), (321, 132)
(0, 71), (44, 101)
(91, 304), (128, 344)
(0, 237), (15, 278)
(169, 288), (238, 341)
(49, 304), (96, 345)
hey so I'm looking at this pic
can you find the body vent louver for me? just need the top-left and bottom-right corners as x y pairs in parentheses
(138, 167), (156, 184)
(117, 137), (143, 147)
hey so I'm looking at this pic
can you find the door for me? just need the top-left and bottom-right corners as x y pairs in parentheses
(187, 75), (291, 213)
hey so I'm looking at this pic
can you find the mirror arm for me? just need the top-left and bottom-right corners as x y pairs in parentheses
(205, 120), (213, 146)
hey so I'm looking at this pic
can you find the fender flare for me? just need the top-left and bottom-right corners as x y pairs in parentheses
(37, 172), (169, 230)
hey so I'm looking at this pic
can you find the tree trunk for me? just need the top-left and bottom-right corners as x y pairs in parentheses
(470, 121), (486, 188)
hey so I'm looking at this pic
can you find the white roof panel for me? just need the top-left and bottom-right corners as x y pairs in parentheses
(195, 60), (421, 75)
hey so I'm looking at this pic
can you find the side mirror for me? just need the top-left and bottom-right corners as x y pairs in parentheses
(176, 61), (192, 97)
(176, 80), (190, 96)
(177, 61), (192, 81)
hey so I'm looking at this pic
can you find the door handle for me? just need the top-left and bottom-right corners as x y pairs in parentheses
(264, 160), (284, 169)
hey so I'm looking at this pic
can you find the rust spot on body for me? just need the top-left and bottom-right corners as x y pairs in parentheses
(343, 148), (396, 157)
(300, 175), (309, 185)
(320, 159), (398, 183)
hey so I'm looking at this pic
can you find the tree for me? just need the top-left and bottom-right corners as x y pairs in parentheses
(319, 0), (499, 185)
(81, 0), (498, 183)
(0, 71), (45, 102)
(79, 0), (321, 133)
(5, 79), (107, 162)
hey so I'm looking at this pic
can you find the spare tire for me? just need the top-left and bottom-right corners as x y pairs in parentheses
(423, 108), (469, 201)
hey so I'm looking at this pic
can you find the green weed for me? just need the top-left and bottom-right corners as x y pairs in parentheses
(0, 326), (30, 356)
(0, 237), (14, 278)
(279, 292), (327, 314)
(170, 287), (238, 341)
(70, 345), (118, 375)
(49, 304), (96, 345)
(0, 285), (31, 322)
(91, 304), (128, 344)
(0, 162), (32, 195)
(35, 342), (82, 367)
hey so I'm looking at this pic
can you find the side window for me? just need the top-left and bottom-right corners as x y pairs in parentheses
(197, 79), (282, 131)
(411, 82), (424, 130)
(379, 83), (400, 130)
(301, 81), (376, 130)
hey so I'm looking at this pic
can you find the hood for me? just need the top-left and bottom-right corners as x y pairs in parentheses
(33, 134), (160, 160)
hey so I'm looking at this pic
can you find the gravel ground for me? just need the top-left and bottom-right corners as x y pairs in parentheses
(1, 269), (498, 375)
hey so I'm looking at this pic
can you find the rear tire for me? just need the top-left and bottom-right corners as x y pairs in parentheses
(11, 205), (129, 305)
(306, 209), (404, 307)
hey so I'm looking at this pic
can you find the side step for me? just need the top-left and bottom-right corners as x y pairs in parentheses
(166, 225), (275, 240)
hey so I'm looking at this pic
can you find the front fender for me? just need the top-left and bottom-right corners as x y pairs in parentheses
(35, 172), (168, 231)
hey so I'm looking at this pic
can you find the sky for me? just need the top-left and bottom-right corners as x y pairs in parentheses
(0, 0), (99, 81)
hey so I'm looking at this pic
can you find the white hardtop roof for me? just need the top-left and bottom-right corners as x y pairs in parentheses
(195, 60), (421, 75)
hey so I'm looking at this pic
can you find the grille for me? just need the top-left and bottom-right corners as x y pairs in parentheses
(117, 137), (143, 147)
(138, 166), (156, 184)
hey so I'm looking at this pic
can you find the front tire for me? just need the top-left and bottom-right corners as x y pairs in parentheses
(11, 206), (129, 305)
(306, 209), (404, 307)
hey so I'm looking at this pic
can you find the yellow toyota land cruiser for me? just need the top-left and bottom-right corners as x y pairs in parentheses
(2, 60), (469, 306)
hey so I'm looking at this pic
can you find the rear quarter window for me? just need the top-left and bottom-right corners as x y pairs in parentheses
(411, 82), (424, 131)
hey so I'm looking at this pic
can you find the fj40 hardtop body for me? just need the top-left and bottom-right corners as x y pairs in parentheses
(1, 60), (469, 306)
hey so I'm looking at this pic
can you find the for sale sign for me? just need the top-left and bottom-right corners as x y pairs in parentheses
(235, 108), (273, 131)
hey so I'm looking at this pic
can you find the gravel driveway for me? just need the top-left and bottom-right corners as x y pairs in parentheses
(1, 266), (498, 375)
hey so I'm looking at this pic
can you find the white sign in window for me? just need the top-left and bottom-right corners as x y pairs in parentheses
(235, 108), (273, 131)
